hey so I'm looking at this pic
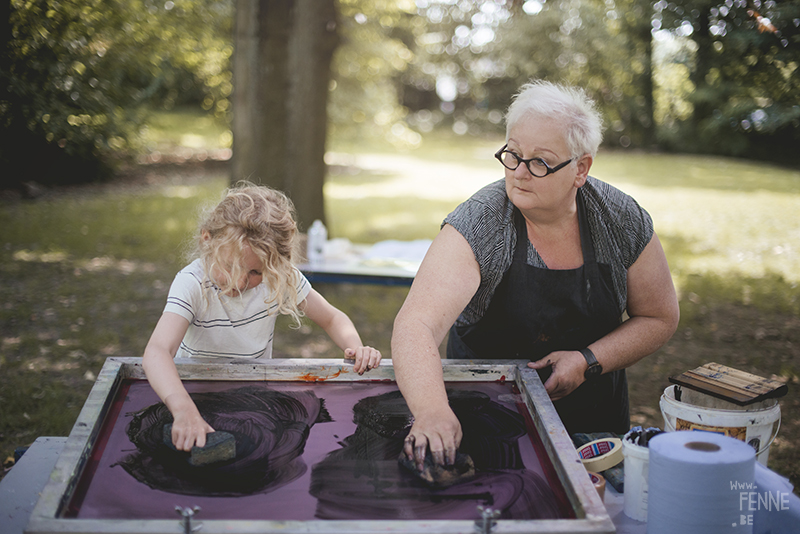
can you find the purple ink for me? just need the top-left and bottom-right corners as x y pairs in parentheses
(68, 380), (567, 521)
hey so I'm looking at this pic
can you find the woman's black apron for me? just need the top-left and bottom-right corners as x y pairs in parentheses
(447, 188), (629, 435)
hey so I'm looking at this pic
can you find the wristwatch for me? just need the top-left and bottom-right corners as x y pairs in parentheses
(580, 348), (603, 379)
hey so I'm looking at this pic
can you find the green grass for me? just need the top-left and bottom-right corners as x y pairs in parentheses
(592, 152), (800, 302)
(1, 116), (798, 494)
(141, 106), (232, 152)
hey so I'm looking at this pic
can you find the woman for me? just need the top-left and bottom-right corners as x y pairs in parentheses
(391, 80), (679, 470)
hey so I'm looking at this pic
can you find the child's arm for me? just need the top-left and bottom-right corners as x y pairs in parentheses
(142, 312), (215, 450)
(301, 289), (382, 374)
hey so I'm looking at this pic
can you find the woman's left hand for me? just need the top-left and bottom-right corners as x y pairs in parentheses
(527, 351), (587, 401)
(345, 346), (382, 375)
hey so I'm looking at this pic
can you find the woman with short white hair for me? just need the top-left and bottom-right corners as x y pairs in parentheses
(392, 80), (680, 470)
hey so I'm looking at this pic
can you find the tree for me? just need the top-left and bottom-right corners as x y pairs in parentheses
(1, 0), (233, 191)
(231, 0), (294, 194)
(285, 0), (339, 230)
(485, 0), (658, 148)
(397, 0), (659, 148)
(657, 0), (800, 160)
(231, 0), (416, 230)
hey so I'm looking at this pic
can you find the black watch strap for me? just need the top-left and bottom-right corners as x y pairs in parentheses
(580, 348), (603, 379)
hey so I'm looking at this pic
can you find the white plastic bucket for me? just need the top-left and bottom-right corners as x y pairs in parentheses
(622, 430), (649, 522)
(660, 385), (781, 465)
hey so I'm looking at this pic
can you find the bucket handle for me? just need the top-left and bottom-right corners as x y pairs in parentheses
(662, 406), (782, 458)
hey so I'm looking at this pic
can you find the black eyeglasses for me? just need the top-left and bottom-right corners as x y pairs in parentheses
(494, 144), (573, 177)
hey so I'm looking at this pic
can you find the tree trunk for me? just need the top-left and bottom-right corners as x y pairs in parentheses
(622, 0), (656, 148)
(231, 0), (294, 190)
(232, 0), (337, 232)
(286, 0), (338, 231)
(690, 4), (714, 131)
(639, 20), (655, 148)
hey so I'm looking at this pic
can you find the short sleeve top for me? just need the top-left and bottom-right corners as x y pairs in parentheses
(164, 259), (312, 359)
(443, 177), (653, 327)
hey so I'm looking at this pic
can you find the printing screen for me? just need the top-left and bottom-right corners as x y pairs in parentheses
(66, 379), (571, 520)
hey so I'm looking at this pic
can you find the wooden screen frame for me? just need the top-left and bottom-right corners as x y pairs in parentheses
(26, 357), (614, 534)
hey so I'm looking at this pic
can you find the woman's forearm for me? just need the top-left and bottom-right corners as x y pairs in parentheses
(391, 314), (450, 415)
(589, 313), (679, 374)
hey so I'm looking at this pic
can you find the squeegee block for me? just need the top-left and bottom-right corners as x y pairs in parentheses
(398, 451), (475, 488)
(162, 423), (236, 466)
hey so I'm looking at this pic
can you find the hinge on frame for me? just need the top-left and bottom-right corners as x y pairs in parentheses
(475, 505), (501, 534)
(175, 505), (202, 534)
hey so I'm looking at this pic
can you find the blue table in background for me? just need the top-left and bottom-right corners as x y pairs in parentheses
(298, 239), (429, 287)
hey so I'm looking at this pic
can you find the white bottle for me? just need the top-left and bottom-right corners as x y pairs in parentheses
(307, 219), (327, 267)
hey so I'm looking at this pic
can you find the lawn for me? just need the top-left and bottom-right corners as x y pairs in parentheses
(1, 122), (798, 495)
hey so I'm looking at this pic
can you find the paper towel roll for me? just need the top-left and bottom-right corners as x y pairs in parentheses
(647, 431), (756, 534)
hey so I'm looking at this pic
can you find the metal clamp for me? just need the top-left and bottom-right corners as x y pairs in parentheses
(175, 505), (202, 534)
(475, 505), (501, 534)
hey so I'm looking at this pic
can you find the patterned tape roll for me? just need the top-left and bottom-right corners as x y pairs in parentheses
(588, 471), (606, 500)
(577, 438), (623, 472)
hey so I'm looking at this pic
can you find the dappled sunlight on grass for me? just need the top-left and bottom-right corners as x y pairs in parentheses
(0, 177), (226, 267)
(141, 107), (232, 152)
(326, 151), (499, 203)
(596, 178), (800, 286)
(326, 194), (461, 243)
(592, 150), (800, 194)
(12, 250), (159, 276)
(325, 144), (800, 293)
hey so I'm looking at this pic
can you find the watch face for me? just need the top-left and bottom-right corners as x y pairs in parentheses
(585, 364), (602, 378)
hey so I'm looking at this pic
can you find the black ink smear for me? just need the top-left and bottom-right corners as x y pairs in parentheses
(115, 386), (331, 497)
(310, 389), (561, 520)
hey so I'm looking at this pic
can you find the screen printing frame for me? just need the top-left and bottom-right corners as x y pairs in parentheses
(26, 357), (614, 534)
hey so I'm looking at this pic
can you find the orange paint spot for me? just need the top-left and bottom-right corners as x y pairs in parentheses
(296, 369), (343, 382)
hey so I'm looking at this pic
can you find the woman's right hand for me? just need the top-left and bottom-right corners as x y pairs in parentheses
(402, 405), (463, 471)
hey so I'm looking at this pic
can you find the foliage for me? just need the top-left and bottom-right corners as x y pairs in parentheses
(1, 0), (233, 188)
(3, 0), (799, 191)
(655, 0), (800, 160)
(401, 0), (800, 159)
(397, 0), (660, 146)
(398, 0), (512, 137)
(329, 0), (420, 147)
(489, 0), (658, 147)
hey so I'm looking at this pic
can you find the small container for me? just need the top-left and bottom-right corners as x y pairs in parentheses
(307, 219), (327, 266)
(622, 429), (650, 521)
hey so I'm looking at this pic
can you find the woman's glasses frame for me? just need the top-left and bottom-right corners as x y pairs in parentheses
(495, 144), (573, 177)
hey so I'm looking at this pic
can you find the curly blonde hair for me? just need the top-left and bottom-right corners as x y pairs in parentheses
(195, 182), (303, 324)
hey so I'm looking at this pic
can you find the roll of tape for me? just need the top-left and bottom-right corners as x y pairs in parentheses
(577, 438), (623, 472)
(588, 471), (606, 500)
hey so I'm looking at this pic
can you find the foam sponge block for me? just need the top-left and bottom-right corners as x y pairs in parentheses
(162, 423), (236, 466)
(398, 451), (475, 488)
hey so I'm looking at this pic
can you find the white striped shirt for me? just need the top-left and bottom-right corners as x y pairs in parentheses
(164, 259), (311, 359)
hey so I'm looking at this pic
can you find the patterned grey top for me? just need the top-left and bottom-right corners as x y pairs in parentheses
(443, 177), (653, 327)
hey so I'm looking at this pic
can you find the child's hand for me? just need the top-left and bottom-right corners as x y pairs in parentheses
(344, 346), (382, 375)
(168, 398), (215, 451)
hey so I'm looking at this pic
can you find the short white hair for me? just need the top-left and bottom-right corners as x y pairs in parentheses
(505, 80), (605, 159)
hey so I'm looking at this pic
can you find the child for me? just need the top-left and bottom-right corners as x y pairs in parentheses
(142, 182), (382, 451)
